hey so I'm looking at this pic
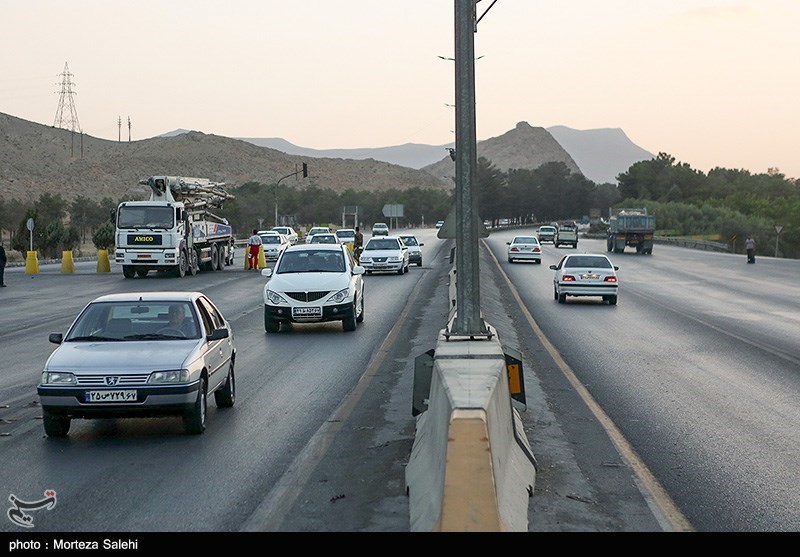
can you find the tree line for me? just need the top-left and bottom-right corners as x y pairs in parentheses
(2, 152), (798, 259)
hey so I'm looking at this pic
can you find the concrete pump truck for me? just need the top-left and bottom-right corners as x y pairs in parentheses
(114, 176), (236, 278)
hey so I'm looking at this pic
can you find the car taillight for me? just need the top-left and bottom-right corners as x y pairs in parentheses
(562, 275), (576, 282)
(511, 247), (519, 252)
(604, 276), (617, 283)
(533, 248), (541, 253)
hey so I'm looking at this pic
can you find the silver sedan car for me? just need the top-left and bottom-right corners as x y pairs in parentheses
(37, 291), (236, 437)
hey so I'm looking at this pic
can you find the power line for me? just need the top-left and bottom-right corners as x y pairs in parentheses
(53, 62), (81, 132)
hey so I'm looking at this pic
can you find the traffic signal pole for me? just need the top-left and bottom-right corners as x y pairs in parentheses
(451, 0), (487, 337)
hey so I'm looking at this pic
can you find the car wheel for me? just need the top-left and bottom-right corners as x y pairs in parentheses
(264, 307), (280, 334)
(366, 270), (372, 275)
(397, 267), (403, 275)
(122, 265), (135, 279)
(608, 295), (618, 305)
(188, 249), (198, 276)
(210, 244), (220, 271)
(553, 286), (559, 300)
(136, 269), (148, 277)
(558, 292), (566, 304)
(508, 257), (513, 263)
(342, 312), (357, 332)
(175, 248), (187, 278)
(214, 362), (236, 408)
(356, 294), (364, 323)
(183, 376), (207, 434)
(42, 409), (70, 438)
(417, 259), (422, 267)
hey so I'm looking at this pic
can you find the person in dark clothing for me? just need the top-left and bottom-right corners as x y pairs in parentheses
(0, 243), (7, 286)
(353, 226), (364, 263)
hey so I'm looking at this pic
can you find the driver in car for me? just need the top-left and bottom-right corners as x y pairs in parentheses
(162, 304), (197, 337)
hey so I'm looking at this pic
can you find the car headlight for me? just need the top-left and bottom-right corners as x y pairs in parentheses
(40, 372), (77, 385)
(329, 288), (350, 304)
(148, 369), (190, 384)
(266, 289), (287, 305)
(360, 256), (371, 262)
(388, 257), (401, 262)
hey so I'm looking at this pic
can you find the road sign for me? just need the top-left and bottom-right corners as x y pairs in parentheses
(26, 218), (34, 231)
(382, 204), (404, 218)
(775, 224), (784, 235)
(437, 203), (490, 239)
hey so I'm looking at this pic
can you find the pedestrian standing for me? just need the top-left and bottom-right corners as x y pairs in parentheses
(353, 226), (364, 263)
(745, 235), (756, 264)
(248, 229), (263, 270)
(0, 242), (6, 286)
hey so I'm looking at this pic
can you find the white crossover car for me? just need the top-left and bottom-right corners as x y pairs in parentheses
(261, 244), (365, 333)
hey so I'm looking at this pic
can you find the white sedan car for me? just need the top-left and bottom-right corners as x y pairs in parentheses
(506, 235), (542, 264)
(259, 231), (290, 261)
(37, 291), (236, 437)
(261, 244), (365, 333)
(358, 236), (409, 275)
(305, 226), (331, 243)
(398, 234), (424, 267)
(550, 253), (619, 305)
(272, 226), (298, 245)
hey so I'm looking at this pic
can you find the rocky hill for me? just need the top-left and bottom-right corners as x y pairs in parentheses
(422, 122), (583, 183)
(0, 112), (448, 203)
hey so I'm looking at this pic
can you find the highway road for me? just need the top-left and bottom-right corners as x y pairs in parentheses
(1, 227), (798, 532)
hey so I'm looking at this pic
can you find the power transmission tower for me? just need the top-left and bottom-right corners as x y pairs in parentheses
(53, 62), (82, 132)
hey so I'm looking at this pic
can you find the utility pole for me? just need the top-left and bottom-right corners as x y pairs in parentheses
(128, 116), (131, 142)
(451, 0), (489, 337)
(118, 116), (122, 142)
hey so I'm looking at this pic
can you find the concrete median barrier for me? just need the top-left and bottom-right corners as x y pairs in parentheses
(61, 250), (75, 273)
(406, 317), (537, 532)
(96, 249), (111, 273)
(25, 251), (39, 274)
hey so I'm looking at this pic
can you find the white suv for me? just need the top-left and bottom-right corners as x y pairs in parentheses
(261, 244), (365, 332)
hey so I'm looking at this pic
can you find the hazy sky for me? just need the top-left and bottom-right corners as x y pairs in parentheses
(1, 0), (799, 178)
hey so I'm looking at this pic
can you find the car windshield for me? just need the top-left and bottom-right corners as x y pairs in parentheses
(514, 237), (537, 244)
(117, 206), (174, 229)
(312, 235), (337, 244)
(337, 231), (355, 238)
(274, 228), (290, 234)
(564, 256), (612, 269)
(399, 236), (418, 246)
(261, 235), (282, 244)
(65, 301), (201, 341)
(365, 239), (400, 251)
(539, 227), (556, 233)
(276, 249), (345, 273)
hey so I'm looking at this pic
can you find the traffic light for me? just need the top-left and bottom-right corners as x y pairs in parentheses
(302, 162), (308, 178)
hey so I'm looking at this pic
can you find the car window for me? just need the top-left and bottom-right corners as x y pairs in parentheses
(195, 301), (217, 336)
(399, 236), (418, 246)
(514, 237), (537, 244)
(277, 249), (345, 273)
(365, 238), (400, 250)
(65, 301), (199, 341)
(261, 235), (282, 244)
(564, 256), (612, 268)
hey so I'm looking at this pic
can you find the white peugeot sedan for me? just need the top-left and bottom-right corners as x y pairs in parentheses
(397, 234), (424, 267)
(272, 226), (298, 245)
(259, 231), (290, 262)
(506, 235), (542, 264)
(37, 292), (236, 437)
(550, 253), (619, 305)
(261, 244), (365, 333)
(359, 235), (409, 275)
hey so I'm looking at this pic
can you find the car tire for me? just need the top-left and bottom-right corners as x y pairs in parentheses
(43, 409), (70, 438)
(553, 286), (559, 300)
(214, 362), (236, 408)
(342, 312), (357, 332)
(366, 270), (372, 275)
(122, 265), (136, 279)
(136, 269), (148, 277)
(264, 307), (280, 334)
(397, 267), (403, 275)
(356, 294), (364, 323)
(558, 292), (566, 304)
(608, 295), (618, 305)
(418, 259), (422, 267)
(508, 257), (513, 263)
(188, 249), (198, 276)
(175, 248), (187, 278)
(183, 376), (207, 435)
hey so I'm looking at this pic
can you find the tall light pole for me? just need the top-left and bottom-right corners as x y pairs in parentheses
(451, 0), (488, 337)
(274, 162), (309, 228)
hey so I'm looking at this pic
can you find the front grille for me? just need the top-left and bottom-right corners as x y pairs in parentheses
(286, 291), (331, 303)
(374, 257), (387, 263)
(76, 374), (150, 386)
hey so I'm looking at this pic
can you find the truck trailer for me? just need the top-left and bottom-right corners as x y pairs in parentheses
(607, 208), (655, 255)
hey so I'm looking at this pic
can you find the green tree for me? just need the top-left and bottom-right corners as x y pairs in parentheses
(92, 221), (115, 250)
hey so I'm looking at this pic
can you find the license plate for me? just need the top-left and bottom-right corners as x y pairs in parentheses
(85, 390), (137, 403)
(293, 307), (322, 317)
(580, 274), (600, 280)
(138, 254), (151, 259)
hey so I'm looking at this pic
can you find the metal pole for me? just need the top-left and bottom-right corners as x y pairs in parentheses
(775, 235), (779, 257)
(452, 0), (484, 336)
(275, 186), (278, 228)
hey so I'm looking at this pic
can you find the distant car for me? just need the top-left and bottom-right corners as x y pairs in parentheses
(435, 220), (444, 229)
(550, 254), (619, 305)
(335, 228), (357, 246)
(272, 226), (298, 245)
(554, 223), (579, 249)
(372, 223), (389, 236)
(259, 232), (290, 261)
(37, 291), (236, 437)
(537, 225), (557, 244)
(261, 244), (365, 333)
(359, 235), (409, 275)
(506, 235), (542, 264)
(308, 232), (338, 245)
(305, 226), (331, 243)
(398, 234), (424, 266)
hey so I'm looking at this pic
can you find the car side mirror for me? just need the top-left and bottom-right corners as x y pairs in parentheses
(614, 266), (619, 271)
(506, 242), (511, 245)
(352, 265), (365, 275)
(419, 243), (424, 246)
(49, 333), (63, 344)
(207, 328), (229, 341)
(549, 265), (558, 270)
(261, 268), (273, 278)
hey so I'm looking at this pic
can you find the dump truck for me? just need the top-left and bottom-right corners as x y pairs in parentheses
(607, 208), (655, 255)
(114, 176), (236, 278)
(554, 221), (579, 248)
